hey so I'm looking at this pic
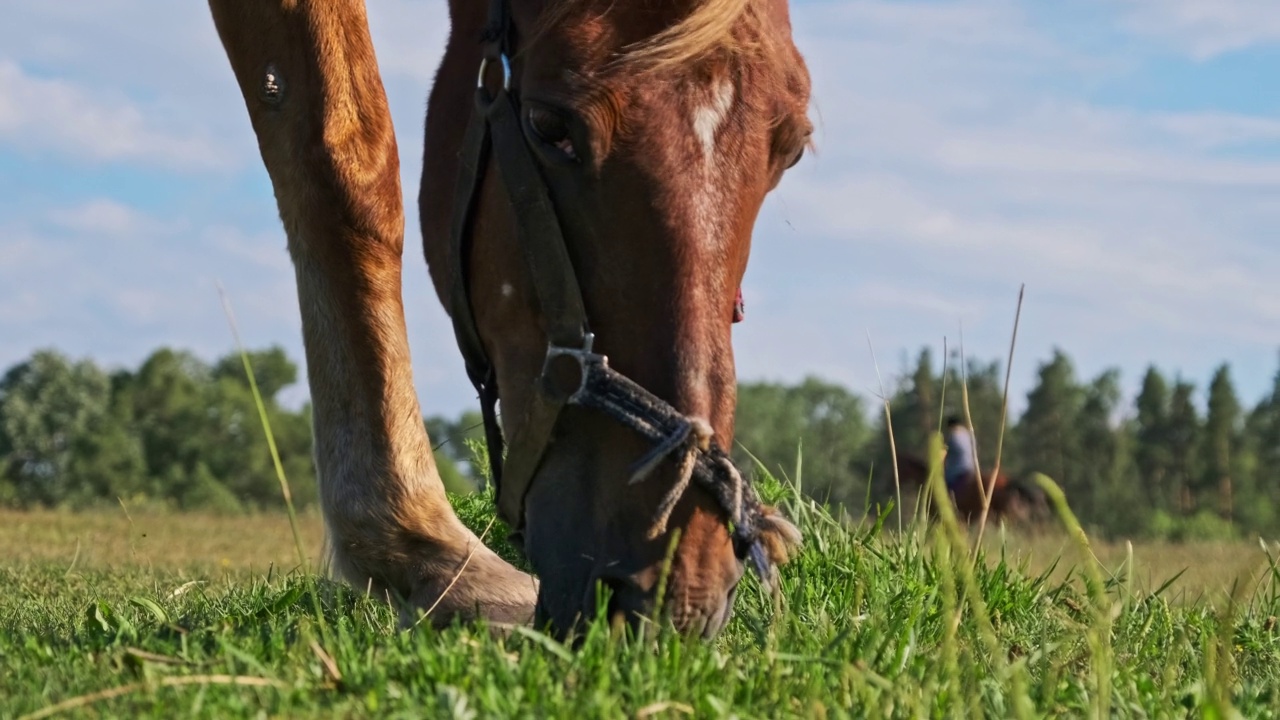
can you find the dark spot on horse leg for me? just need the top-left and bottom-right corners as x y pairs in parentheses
(260, 62), (285, 107)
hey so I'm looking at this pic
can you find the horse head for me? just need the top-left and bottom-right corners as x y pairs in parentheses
(420, 0), (812, 637)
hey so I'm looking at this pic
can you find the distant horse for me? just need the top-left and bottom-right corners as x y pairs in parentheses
(208, 0), (810, 638)
(891, 453), (1051, 530)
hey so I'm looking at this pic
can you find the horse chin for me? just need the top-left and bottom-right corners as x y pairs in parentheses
(518, 436), (743, 640)
(531, 566), (741, 641)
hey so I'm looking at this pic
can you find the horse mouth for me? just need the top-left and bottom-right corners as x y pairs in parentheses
(575, 569), (741, 639)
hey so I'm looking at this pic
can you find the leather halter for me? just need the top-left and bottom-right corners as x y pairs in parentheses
(445, 0), (782, 585)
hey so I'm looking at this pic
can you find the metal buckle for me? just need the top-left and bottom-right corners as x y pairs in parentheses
(476, 54), (512, 92)
(542, 332), (603, 403)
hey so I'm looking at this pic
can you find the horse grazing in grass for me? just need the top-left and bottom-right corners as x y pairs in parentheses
(892, 453), (1051, 530)
(207, 0), (812, 638)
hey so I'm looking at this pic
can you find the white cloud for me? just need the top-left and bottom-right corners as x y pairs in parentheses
(850, 280), (987, 320)
(0, 61), (231, 170)
(1118, 0), (1280, 59)
(0, 200), (302, 394)
(924, 102), (1280, 187)
(1149, 112), (1280, 150)
(205, 226), (292, 274)
(731, 0), (1280, 411)
(0, 1), (232, 90)
(50, 199), (186, 238)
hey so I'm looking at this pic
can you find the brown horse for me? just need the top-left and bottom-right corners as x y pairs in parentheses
(208, 0), (811, 638)
(892, 453), (1051, 530)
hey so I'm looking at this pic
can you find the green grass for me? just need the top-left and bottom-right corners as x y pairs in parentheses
(3, 472), (1279, 719)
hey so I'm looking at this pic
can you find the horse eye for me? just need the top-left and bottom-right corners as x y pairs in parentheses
(782, 127), (813, 170)
(526, 106), (578, 161)
(786, 145), (805, 169)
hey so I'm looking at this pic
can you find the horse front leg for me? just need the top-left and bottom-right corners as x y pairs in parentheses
(206, 0), (536, 627)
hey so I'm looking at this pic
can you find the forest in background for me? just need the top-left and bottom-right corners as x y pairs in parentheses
(2, 344), (1278, 541)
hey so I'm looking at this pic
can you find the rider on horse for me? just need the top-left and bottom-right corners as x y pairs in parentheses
(943, 415), (977, 494)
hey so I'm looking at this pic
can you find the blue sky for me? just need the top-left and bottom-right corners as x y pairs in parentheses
(2, 0), (1279, 421)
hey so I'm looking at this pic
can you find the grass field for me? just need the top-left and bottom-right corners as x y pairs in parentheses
(2, 481), (1279, 718)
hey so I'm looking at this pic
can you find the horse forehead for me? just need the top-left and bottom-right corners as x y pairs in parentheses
(690, 76), (736, 163)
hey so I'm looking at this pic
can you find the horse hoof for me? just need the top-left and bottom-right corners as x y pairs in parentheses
(402, 536), (539, 630)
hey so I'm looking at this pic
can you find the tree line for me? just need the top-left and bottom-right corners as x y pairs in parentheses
(733, 348), (1280, 541)
(2, 345), (1278, 540)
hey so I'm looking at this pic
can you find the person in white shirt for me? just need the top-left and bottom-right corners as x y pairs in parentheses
(943, 415), (977, 494)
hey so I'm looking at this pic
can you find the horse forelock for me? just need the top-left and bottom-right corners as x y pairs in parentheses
(615, 0), (757, 71)
(529, 0), (771, 74)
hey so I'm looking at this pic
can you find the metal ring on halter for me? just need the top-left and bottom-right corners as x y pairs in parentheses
(542, 332), (600, 403)
(476, 54), (512, 91)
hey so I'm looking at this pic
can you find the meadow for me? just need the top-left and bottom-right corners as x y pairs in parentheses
(2, 474), (1279, 719)
(6, 340), (1279, 716)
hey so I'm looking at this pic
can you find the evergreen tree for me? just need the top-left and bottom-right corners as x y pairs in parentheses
(1134, 367), (1173, 513)
(1166, 379), (1201, 515)
(1202, 365), (1241, 521)
(902, 348), (939, 457)
(865, 348), (939, 504)
(1076, 368), (1129, 530)
(1016, 349), (1085, 510)
(1243, 353), (1280, 531)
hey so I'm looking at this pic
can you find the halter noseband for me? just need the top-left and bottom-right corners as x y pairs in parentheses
(444, 0), (783, 587)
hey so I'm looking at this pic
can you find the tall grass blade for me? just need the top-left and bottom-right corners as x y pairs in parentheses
(216, 283), (331, 647)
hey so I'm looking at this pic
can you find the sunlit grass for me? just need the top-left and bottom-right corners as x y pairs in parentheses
(2, 471), (1278, 718)
(0, 506), (1270, 603)
(0, 507), (325, 572)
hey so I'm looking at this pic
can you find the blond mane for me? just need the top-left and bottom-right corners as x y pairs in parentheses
(619, 0), (759, 70)
(531, 0), (765, 72)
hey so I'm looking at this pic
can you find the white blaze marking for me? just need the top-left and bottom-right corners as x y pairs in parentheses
(501, 282), (514, 298)
(677, 78), (740, 403)
(692, 79), (735, 164)
(688, 78), (737, 257)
